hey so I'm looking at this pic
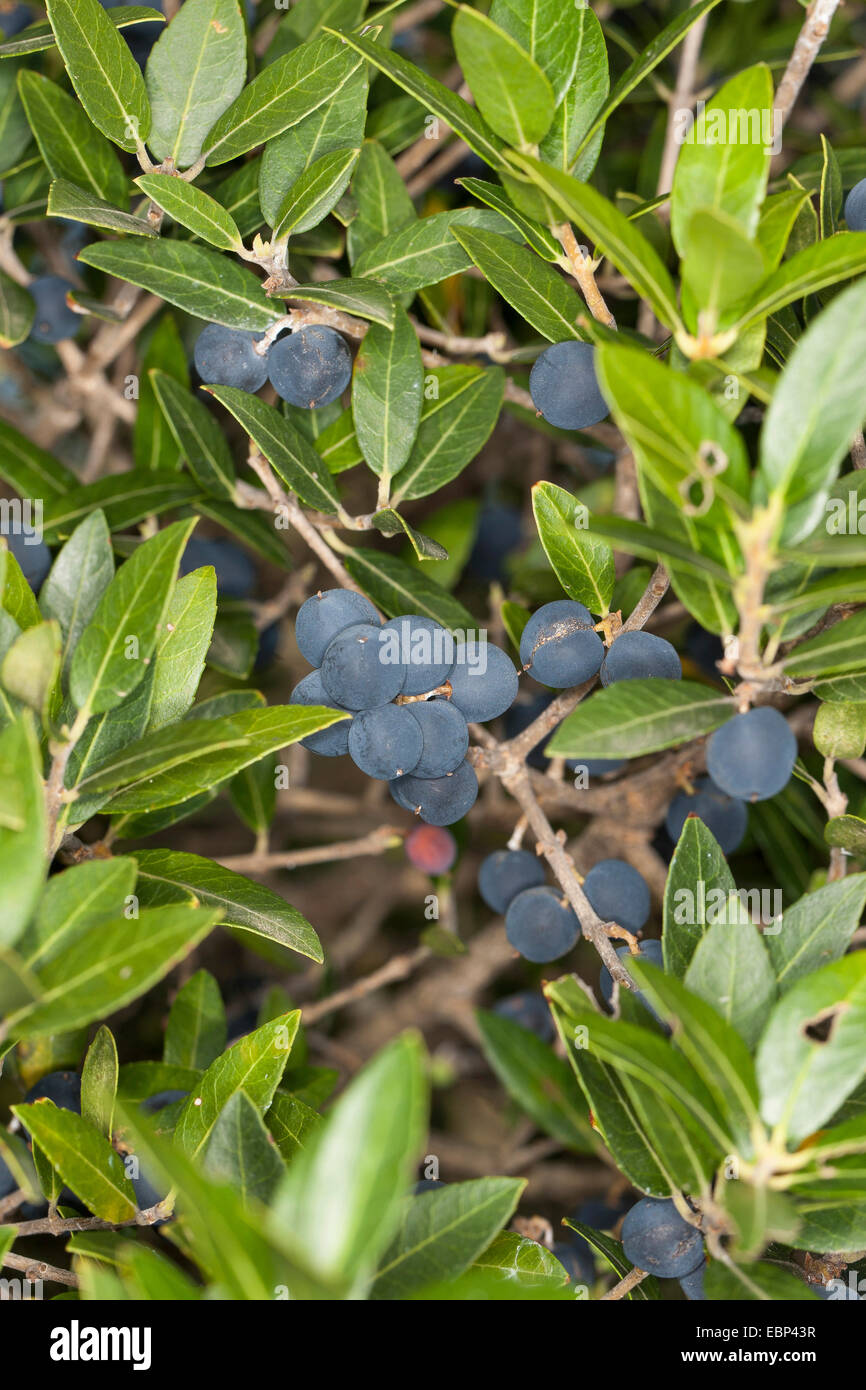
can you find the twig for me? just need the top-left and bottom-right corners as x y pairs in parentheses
(774, 0), (842, 130)
(556, 224), (616, 329)
(2, 1251), (79, 1289)
(601, 1265), (649, 1300)
(302, 946), (430, 1025)
(217, 825), (402, 874)
(238, 456), (362, 594)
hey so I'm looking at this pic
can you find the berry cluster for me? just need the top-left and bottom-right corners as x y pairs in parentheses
(194, 323), (352, 409)
(291, 589), (518, 826)
(519, 599), (681, 688)
(478, 848), (652, 965)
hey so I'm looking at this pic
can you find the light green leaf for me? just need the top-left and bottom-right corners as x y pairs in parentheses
(532, 481), (614, 615)
(767, 876), (866, 992)
(272, 146), (359, 239)
(452, 5), (554, 147)
(352, 302), (422, 485)
(489, 0), (585, 105)
(353, 208), (521, 294)
(46, 178), (156, 236)
(164, 968), (227, 1071)
(149, 370), (235, 501)
(392, 365), (504, 503)
(12, 1102), (135, 1221)
(45, 0), (151, 151)
(663, 816), (736, 980)
(135, 172), (242, 249)
(0, 714), (46, 948)
(266, 1091), (323, 1162)
(0, 618), (60, 716)
(40, 511), (114, 678)
(23, 856), (138, 969)
(146, 0), (247, 168)
(81, 1026), (118, 1138)
(146, 567), (217, 731)
(685, 918), (776, 1050)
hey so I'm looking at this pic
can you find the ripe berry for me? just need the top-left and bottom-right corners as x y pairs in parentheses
(679, 1260), (707, 1300)
(348, 704), (423, 780)
(706, 707), (797, 802)
(582, 859), (650, 931)
(552, 1240), (594, 1287)
(505, 885), (580, 963)
(478, 849), (545, 914)
(23, 1070), (81, 1113)
(519, 599), (603, 687)
(529, 341), (608, 430)
(380, 614), (455, 695)
(6, 530), (51, 591)
(289, 668), (350, 756)
(295, 588), (380, 666)
(0, 5), (33, 39)
(193, 323), (270, 392)
(621, 1197), (704, 1279)
(665, 776), (748, 854)
(492, 990), (554, 1041)
(320, 623), (406, 709)
(405, 698), (469, 777)
(446, 641), (518, 722)
(140, 1090), (188, 1115)
(29, 275), (80, 344)
(181, 537), (256, 598)
(268, 324), (352, 408)
(844, 177), (866, 232)
(405, 824), (457, 875)
(600, 631), (682, 686)
(392, 759), (478, 826)
(599, 939), (664, 1013)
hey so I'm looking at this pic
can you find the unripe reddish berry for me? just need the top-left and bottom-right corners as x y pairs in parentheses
(405, 825), (457, 875)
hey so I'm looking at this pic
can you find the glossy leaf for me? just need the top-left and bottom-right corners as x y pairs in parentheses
(135, 173), (242, 249)
(145, 0), (247, 168)
(13, 1101), (136, 1220)
(45, 0), (151, 152)
(532, 481), (614, 614)
(451, 5), (554, 147)
(164, 968), (226, 1071)
(150, 371), (236, 501)
(453, 225), (582, 341)
(547, 680), (734, 761)
(352, 303), (423, 485)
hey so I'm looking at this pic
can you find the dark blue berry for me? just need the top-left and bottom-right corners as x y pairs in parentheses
(29, 276), (80, 344)
(519, 599), (603, 688)
(268, 325), (352, 408)
(478, 848), (545, 914)
(140, 1089), (188, 1114)
(582, 859), (650, 932)
(529, 340), (608, 431)
(414, 1179), (446, 1194)
(447, 641), (518, 722)
(552, 1240), (594, 1287)
(621, 1197), (704, 1279)
(685, 623), (724, 680)
(492, 990), (554, 1041)
(295, 588), (380, 666)
(599, 939), (664, 1012)
(348, 704), (423, 779)
(505, 885), (580, 963)
(466, 503), (522, 582)
(405, 698), (468, 777)
(392, 760), (478, 826)
(665, 776), (748, 854)
(23, 1071), (81, 1113)
(320, 622), (406, 709)
(600, 630), (682, 686)
(181, 536), (256, 598)
(380, 614), (455, 695)
(679, 1260), (707, 1300)
(0, 5), (33, 38)
(574, 1195), (630, 1230)
(193, 323), (269, 392)
(845, 177), (866, 232)
(706, 707), (797, 802)
(289, 668), (350, 756)
(6, 530), (51, 591)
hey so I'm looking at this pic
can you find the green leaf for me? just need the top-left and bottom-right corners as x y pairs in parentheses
(506, 153), (681, 330)
(371, 1177), (525, 1300)
(353, 208), (520, 294)
(23, 856), (138, 969)
(45, 0), (151, 152)
(9, 904), (221, 1038)
(77, 239), (280, 331)
(589, 510), (735, 586)
(704, 1258), (817, 1302)
(685, 918), (776, 1050)
(196, 496), (290, 570)
(346, 137), (416, 266)
(0, 6), (164, 59)
(767, 877), (866, 992)
(670, 65), (773, 255)
(756, 953), (866, 1142)
(681, 209), (766, 332)
(174, 1010), (299, 1158)
(117, 1060), (203, 1105)
(260, 65), (368, 231)
(451, 5), (554, 147)
(207, 384), (339, 513)
(164, 968), (226, 1070)
(343, 547), (476, 630)
(0, 545), (40, 629)
(452, 224), (582, 341)
(146, 567), (217, 731)
(758, 276), (866, 545)
(76, 704), (346, 813)
(813, 701), (866, 759)
(203, 1090), (286, 1204)
(266, 1090), (322, 1162)
(352, 302), (423, 485)
(456, 177), (561, 261)
(489, 0), (585, 106)
(784, 609), (866, 677)
(81, 1026), (118, 1138)
(0, 59), (37, 173)
(0, 619), (61, 716)
(476, 1009), (594, 1151)
(328, 28), (507, 173)
(133, 312), (188, 473)
(69, 517), (195, 717)
(563, 1221), (658, 1299)
(135, 173), (242, 249)
(41, 472), (201, 543)
(733, 233), (866, 332)
(392, 365), (504, 503)
(150, 371), (235, 501)
(272, 146), (359, 238)
(269, 1033), (427, 1288)
(547, 680), (734, 760)
(531, 481), (614, 615)
(0, 267), (33, 347)
(46, 178), (156, 236)
(135, 848), (323, 962)
(0, 418), (76, 499)
(21, 64), (128, 202)
(12, 1102), (136, 1221)
(145, 0), (247, 168)
(825, 815), (866, 855)
(757, 189), (809, 271)
(277, 277), (395, 328)
(663, 816), (736, 980)
(203, 33), (364, 166)
(0, 715), (46, 948)
(370, 509), (447, 562)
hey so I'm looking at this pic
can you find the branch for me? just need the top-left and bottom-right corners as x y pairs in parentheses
(601, 1265), (649, 1300)
(774, 0), (841, 130)
(302, 946), (430, 1026)
(217, 825), (402, 874)
(555, 223), (617, 329)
